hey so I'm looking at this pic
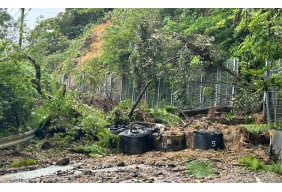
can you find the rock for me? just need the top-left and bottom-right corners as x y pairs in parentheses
(56, 158), (70, 166)
(117, 161), (126, 167)
(167, 163), (177, 168)
(130, 164), (138, 169)
(171, 166), (185, 172)
(153, 171), (163, 177)
(83, 170), (92, 175)
(131, 171), (139, 177)
(41, 141), (52, 150)
(11, 149), (22, 156)
(155, 162), (166, 167)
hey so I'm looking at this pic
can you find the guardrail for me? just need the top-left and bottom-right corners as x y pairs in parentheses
(0, 130), (36, 149)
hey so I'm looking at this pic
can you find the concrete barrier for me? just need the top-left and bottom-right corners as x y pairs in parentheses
(270, 130), (282, 163)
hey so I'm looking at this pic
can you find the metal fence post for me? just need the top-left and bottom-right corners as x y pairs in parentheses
(199, 74), (204, 109)
(157, 77), (161, 104)
(265, 60), (271, 123)
(215, 66), (222, 107)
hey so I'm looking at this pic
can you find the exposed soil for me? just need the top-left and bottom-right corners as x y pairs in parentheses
(77, 20), (111, 67)
(89, 94), (117, 113)
(0, 114), (281, 183)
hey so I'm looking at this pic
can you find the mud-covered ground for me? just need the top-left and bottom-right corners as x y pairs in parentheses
(0, 116), (282, 183)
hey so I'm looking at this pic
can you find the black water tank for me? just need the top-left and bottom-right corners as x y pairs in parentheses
(119, 128), (153, 155)
(192, 130), (224, 150)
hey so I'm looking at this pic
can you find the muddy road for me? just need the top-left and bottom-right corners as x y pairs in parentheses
(1, 117), (282, 183)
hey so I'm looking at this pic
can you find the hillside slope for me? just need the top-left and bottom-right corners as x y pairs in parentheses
(77, 20), (111, 67)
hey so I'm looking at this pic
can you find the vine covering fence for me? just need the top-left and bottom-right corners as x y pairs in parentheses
(70, 58), (240, 110)
(65, 57), (282, 125)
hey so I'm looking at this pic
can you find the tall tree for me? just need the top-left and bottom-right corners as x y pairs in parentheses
(56, 8), (112, 39)
(0, 8), (12, 39)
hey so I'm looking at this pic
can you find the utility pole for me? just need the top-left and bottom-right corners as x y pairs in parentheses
(19, 8), (25, 48)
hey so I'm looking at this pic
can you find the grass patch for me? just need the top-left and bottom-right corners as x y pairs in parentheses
(241, 124), (271, 133)
(239, 156), (282, 175)
(72, 144), (109, 157)
(0, 127), (18, 138)
(238, 156), (263, 170)
(185, 160), (215, 178)
(9, 159), (38, 168)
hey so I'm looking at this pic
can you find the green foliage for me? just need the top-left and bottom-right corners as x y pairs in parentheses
(96, 128), (120, 149)
(148, 106), (183, 126)
(73, 144), (109, 157)
(242, 124), (271, 133)
(239, 156), (263, 171)
(225, 112), (234, 122)
(9, 159), (38, 168)
(78, 104), (119, 149)
(232, 88), (262, 116)
(45, 53), (68, 73)
(265, 162), (282, 175)
(29, 95), (78, 130)
(101, 9), (166, 93)
(107, 100), (133, 124)
(185, 160), (215, 178)
(0, 41), (38, 131)
(2, 8), (282, 147)
(49, 132), (72, 148)
(0, 8), (12, 39)
(162, 105), (179, 115)
(0, 127), (18, 137)
(239, 156), (282, 175)
(235, 9), (282, 63)
(80, 105), (109, 135)
(27, 17), (70, 56)
(56, 8), (112, 39)
(77, 57), (109, 100)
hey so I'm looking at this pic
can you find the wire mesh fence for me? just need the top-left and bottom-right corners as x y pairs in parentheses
(63, 57), (282, 127)
(87, 58), (240, 110)
(265, 59), (282, 125)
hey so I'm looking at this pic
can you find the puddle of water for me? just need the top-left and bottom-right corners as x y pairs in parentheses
(0, 164), (82, 181)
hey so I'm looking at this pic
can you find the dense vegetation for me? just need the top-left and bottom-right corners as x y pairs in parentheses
(1, 8), (282, 150)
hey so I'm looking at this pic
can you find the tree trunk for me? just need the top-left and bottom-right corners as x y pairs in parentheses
(128, 80), (151, 120)
(27, 55), (42, 95)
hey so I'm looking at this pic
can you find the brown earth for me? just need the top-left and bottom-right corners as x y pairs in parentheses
(77, 20), (111, 67)
(89, 94), (117, 113)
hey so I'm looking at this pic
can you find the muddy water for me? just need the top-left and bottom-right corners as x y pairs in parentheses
(0, 164), (82, 182)
(0, 163), (153, 182)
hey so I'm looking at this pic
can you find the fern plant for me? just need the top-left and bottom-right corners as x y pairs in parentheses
(73, 144), (109, 158)
(148, 106), (183, 126)
(239, 156), (282, 175)
(185, 160), (215, 178)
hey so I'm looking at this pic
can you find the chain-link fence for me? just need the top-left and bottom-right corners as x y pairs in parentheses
(64, 58), (239, 110)
(265, 59), (282, 125)
(98, 58), (239, 110)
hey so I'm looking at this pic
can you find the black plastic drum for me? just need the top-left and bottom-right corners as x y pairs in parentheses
(119, 128), (153, 155)
(192, 130), (224, 150)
